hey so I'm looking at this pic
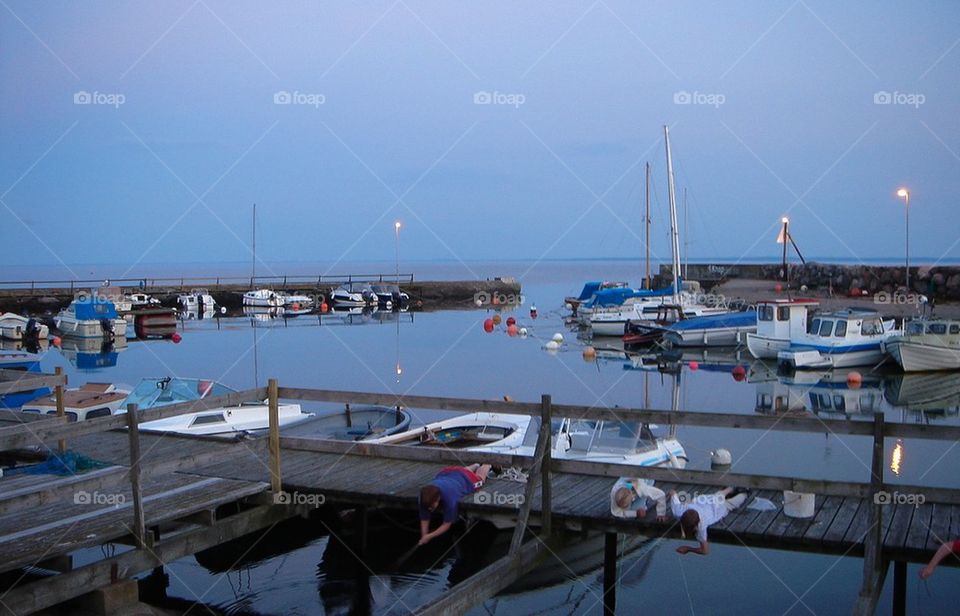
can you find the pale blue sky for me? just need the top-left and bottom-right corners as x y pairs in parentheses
(2, 1), (958, 275)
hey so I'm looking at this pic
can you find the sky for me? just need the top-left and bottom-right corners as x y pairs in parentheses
(2, 0), (959, 276)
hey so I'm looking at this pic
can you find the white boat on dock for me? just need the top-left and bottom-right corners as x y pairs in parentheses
(0, 313), (48, 341)
(243, 289), (284, 307)
(883, 318), (960, 372)
(21, 383), (131, 421)
(777, 309), (899, 370)
(178, 289), (217, 312)
(746, 298), (820, 359)
(54, 295), (127, 339)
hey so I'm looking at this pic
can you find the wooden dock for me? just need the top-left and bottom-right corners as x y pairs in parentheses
(1, 371), (958, 615)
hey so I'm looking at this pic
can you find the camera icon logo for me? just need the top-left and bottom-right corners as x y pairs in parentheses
(273, 90), (292, 105)
(873, 91), (892, 105)
(74, 490), (91, 504)
(74, 91), (92, 105)
(473, 91), (492, 105)
(673, 90), (692, 105)
(273, 491), (292, 505)
(873, 490), (891, 505)
(473, 490), (492, 504)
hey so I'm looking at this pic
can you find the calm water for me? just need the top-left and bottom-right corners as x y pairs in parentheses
(27, 260), (960, 615)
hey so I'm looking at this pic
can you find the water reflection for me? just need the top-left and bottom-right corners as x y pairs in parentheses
(59, 336), (127, 371)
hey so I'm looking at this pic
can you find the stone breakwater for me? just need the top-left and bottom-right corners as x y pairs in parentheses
(663, 263), (960, 300)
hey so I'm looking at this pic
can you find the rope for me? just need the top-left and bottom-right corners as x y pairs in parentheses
(496, 466), (528, 483)
(677, 553), (695, 615)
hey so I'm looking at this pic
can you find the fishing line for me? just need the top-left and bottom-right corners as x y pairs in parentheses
(677, 552), (696, 615)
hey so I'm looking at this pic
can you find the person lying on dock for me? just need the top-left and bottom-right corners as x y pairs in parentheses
(920, 538), (960, 579)
(610, 477), (667, 521)
(418, 463), (491, 545)
(669, 487), (749, 556)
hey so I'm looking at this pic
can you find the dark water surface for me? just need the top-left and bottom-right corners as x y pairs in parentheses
(32, 260), (960, 615)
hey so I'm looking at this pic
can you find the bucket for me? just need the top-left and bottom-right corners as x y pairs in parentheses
(783, 491), (815, 518)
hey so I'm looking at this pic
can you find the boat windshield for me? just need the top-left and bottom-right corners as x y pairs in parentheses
(565, 419), (658, 454)
(906, 321), (924, 335)
(521, 417), (565, 448)
(124, 377), (236, 409)
(758, 305), (774, 321)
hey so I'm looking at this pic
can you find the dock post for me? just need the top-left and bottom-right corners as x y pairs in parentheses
(55, 366), (66, 453)
(125, 403), (147, 549)
(603, 532), (617, 616)
(268, 379), (282, 496)
(540, 394), (552, 536)
(893, 560), (906, 615)
(855, 413), (886, 614)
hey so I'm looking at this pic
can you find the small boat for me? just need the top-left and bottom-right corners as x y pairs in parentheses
(124, 376), (314, 436)
(281, 293), (314, 308)
(368, 412), (530, 451)
(286, 404), (412, 440)
(746, 298), (820, 359)
(54, 294), (127, 339)
(124, 292), (161, 308)
(662, 310), (757, 347)
(883, 318), (960, 372)
(331, 283), (377, 307)
(371, 284), (409, 309)
(21, 383), (131, 421)
(178, 289), (216, 312)
(777, 308), (899, 370)
(0, 313), (49, 341)
(243, 289), (284, 307)
(565, 281), (628, 314)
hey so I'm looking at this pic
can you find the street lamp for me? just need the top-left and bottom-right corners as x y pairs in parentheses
(394, 221), (401, 284)
(897, 188), (910, 291)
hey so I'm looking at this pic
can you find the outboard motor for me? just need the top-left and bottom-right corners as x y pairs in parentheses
(99, 318), (115, 339)
(24, 318), (40, 339)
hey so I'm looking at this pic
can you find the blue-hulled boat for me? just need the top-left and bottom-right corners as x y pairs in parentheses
(661, 310), (758, 347)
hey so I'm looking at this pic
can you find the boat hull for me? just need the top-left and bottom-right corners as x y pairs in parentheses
(55, 316), (127, 339)
(665, 325), (755, 347)
(746, 334), (789, 359)
(885, 340), (960, 372)
(778, 345), (887, 370)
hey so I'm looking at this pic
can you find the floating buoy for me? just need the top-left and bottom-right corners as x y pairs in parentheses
(688, 361), (699, 371)
(564, 302), (573, 311)
(220, 306), (227, 314)
(492, 314), (502, 326)
(506, 316), (516, 327)
(710, 448), (732, 466)
(774, 283), (783, 293)
(320, 302), (329, 313)
(483, 319), (495, 333)
(731, 365), (747, 382)
(51, 336), (61, 348)
(846, 371), (862, 389)
(551, 333), (564, 343)
(171, 333), (182, 344)
(545, 340), (560, 352)
(582, 346), (597, 361)
(291, 302), (300, 311)
(475, 298), (483, 307)
(519, 327), (528, 338)
(800, 285), (808, 292)
(507, 324), (518, 336)
(530, 304), (538, 319)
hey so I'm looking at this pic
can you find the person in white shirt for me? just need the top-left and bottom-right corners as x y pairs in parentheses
(610, 477), (668, 521)
(669, 487), (748, 556)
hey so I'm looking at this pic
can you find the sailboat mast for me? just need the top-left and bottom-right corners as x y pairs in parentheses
(645, 162), (651, 290)
(683, 187), (688, 279)
(252, 203), (257, 282)
(664, 126), (682, 304)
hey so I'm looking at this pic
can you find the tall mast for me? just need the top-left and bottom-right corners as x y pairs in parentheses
(664, 126), (682, 304)
(683, 187), (688, 279)
(251, 203), (257, 281)
(645, 162), (651, 290)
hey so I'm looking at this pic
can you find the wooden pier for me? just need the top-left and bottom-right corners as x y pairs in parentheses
(1, 371), (958, 614)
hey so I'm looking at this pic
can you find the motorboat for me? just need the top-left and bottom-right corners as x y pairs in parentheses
(124, 292), (161, 308)
(746, 298), (820, 359)
(21, 383), (131, 421)
(285, 404), (413, 440)
(178, 289), (216, 312)
(331, 283), (377, 307)
(243, 289), (284, 307)
(590, 297), (726, 337)
(281, 293), (314, 309)
(565, 281), (628, 314)
(0, 313), (49, 341)
(123, 376), (314, 436)
(661, 310), (757, 347)
(371, 284), (409, 309)
(54, 294), (127, 339)
(883, 318), (960, 372)
(368, 412), (530, 452)
(777, 308), (899, 370)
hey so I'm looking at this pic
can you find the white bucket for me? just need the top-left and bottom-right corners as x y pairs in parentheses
(783, 491), (815, 518)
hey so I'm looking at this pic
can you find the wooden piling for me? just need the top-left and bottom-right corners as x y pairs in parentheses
(603, 532), (617, 616)
(55, 366), (66, 453)
(540, 394), (552, 536)
(125, 403), (147, 549)
(892, 560), (906, 616)
(268, 379), (281, 495)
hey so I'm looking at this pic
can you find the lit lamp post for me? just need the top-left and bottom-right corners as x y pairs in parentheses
(394, 221), (401, 284)
(896, 188), (910, 291)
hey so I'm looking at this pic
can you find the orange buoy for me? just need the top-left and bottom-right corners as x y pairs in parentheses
(689, 361), (699, 371)
(732, 365), (746, 382)
(51, 336), (61, 348)
(582, 346), (597, 361)
(774, 283), (783, 293)
(171, 333), (182, 343)
(847, 371), (862, 389)
(492, 314), (502, 325)
(320, 302), (329, 313)
(483, 318), (495, 333)
(507, 324), (518, 336)
(291, 302), (301, 310)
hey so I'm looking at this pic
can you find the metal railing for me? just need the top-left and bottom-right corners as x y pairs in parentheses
(0, 273), (415, 292)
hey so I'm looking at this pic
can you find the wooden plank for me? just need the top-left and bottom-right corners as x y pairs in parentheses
(884, 504), (916, 551)
(0, 505), (294, 616)
(0, 374), (65, 396)
(782, 492), (829, 541)
(924, 503), (953, 551)
(281, 435), (529, 467)
(803, 495), (845, 544)
(0, 467), (126, 516)
(904, 503), (933, 552)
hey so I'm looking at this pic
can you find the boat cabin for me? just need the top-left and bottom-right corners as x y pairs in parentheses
(806, 309), (887, 340)
(755, 298), (819, 340)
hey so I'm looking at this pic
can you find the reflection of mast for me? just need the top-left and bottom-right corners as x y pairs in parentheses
(252, 317), (260, 388)
(669, 370), (680, 439)
(395, 314), (402, 383)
